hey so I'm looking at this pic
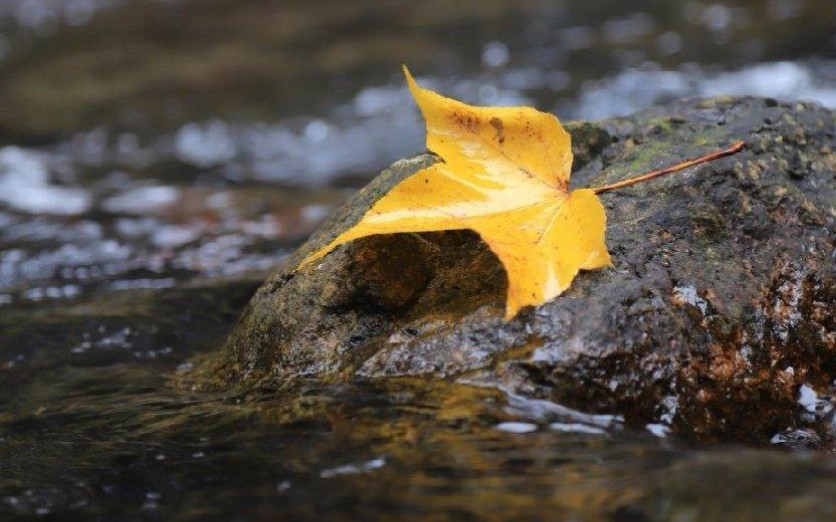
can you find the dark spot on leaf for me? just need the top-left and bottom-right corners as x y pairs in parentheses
(451, 110), (479, 131)
(490, 117), (505, 144)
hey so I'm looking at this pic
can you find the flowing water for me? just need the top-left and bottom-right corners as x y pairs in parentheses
(1, 0), (835, 520)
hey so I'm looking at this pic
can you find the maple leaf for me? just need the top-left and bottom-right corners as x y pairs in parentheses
(299, 66), (744, 319)
(300, 65), (610, 319)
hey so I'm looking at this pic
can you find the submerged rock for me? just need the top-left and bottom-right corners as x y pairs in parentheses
(196, 97), (835, 442)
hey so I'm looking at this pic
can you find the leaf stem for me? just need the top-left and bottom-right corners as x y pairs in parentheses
(592, 140), (745, 195)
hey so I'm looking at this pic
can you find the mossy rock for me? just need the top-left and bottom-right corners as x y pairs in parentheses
(193, 97), (835, 442)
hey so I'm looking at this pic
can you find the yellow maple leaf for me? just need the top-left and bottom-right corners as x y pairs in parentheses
(299, 67), (744, 318)
(299, 65), (610, 319)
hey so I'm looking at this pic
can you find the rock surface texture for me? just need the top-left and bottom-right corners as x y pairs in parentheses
(198, 97), (835, 442)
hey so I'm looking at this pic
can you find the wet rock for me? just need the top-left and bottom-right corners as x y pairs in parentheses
(197, 97), (835, 442)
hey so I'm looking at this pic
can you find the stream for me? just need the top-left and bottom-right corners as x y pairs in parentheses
(1, 0), (834, 520)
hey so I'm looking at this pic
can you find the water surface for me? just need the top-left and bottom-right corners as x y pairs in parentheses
(1, 0), (835, 519)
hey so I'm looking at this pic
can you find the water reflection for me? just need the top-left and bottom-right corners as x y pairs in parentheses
(2, 365), (834, 520)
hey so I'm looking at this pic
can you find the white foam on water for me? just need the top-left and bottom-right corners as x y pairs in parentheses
(576, 61), (836, 120)
(320, 457), (386, 478)
(496, 422), (538, 434)
(0, 146), (90, 215)
(549, 422), (606, 435)
(102, 185), (180, 215)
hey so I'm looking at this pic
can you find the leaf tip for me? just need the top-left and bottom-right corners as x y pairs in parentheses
(402, 64), (419, 96)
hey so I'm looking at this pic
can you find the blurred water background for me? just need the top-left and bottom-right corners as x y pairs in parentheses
(0, 0), (834, 305)
(0, 1), (834, 520)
